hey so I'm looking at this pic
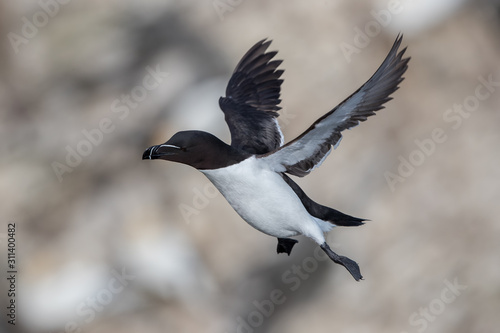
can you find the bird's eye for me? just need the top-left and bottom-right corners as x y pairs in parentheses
(181, 147), (187, 152)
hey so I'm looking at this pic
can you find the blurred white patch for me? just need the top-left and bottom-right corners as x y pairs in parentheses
(375, 0), (467, 36)
(20, 262), (109, 331)
(170, 78), (229, 139)
(118, 225), (216, 302)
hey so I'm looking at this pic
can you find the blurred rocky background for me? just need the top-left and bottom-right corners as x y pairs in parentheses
(1, 0), (499, 332)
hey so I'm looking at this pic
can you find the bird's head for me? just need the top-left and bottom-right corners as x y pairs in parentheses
(142, 130), (247, 169)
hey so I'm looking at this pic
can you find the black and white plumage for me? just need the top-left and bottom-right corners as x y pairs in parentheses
(143, 36), (410, 281)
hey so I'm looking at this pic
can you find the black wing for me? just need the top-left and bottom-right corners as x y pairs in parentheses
(219, 39), (285, 154)
(261, 34), (410, 176)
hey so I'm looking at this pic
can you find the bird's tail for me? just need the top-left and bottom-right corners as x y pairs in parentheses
(281, 174), (367, 227)
(322, 207), (367, 227)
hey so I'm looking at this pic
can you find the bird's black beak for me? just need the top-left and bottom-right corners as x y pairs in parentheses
(142, 146), (156, 160)
(142, 144), (182, 160)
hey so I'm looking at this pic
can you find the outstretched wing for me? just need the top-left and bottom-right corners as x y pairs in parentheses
(219, 39), (285, 154)
(260, 34), (410, 176)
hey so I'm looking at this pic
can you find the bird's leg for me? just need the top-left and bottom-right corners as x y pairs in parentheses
(320, 242), (363, 281)
(277, 238), (298, 256)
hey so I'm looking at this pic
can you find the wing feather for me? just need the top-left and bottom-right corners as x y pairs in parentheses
(219, 39), (285, 154)
(260, 34), (410, 176)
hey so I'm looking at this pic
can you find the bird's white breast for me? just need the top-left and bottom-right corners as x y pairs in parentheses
(200, 156), (315, 238)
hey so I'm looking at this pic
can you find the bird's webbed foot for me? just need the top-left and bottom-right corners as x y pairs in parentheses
(320, 242), (363, 281)
(277, 238), (298, 256)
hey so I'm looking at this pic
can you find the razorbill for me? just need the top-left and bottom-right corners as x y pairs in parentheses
(143, 35), (409, 281)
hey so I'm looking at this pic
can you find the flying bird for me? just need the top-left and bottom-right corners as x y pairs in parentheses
(143, 36), (409, 281)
